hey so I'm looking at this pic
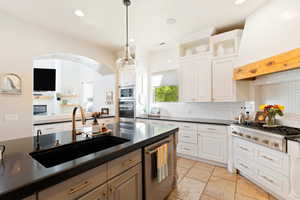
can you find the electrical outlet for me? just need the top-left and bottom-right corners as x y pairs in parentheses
(5, 114), (19, 121)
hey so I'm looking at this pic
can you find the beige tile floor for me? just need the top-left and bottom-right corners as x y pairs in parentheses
(168, 157), (278, 200)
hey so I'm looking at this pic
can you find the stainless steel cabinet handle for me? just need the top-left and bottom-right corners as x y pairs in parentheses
(183, 136), (191, 138)
(207, 128), (217, 131)
(183, 148), (191, 151)
(240, 146), (249, 152)
(240, 163), (248, 169)
(262, 155), (274, 162)
(262, 175), (274, 184)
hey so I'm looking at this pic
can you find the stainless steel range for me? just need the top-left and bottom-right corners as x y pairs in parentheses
(231, 123), (300, 152)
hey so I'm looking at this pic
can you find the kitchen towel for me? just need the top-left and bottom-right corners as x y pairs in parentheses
(157, 143), (168, 183)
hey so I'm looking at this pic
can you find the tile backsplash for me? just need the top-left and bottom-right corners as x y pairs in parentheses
(153, 102), (246, 120)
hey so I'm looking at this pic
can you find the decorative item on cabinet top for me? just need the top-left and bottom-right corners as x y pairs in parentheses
(234, 48), (300, 80)
(0, 73), (22, 95)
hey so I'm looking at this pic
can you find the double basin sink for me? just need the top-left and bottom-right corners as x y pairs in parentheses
(30, 135), (130, 168)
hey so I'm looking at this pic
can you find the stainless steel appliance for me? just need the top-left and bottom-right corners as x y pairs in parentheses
(144, 135), (177, 200)
(120, 86), (135, 101)
(33, 105), (47, 115)
(231, 123), (300, 152)
(119, 100), (135, 122)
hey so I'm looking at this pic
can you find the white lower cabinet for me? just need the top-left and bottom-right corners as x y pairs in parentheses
(175, 121), (228, 164)
(177, 142), (198, 157)
(233, 137), (290, 199)
(197, 125), (228, 163)
(198, 132), (227, 163)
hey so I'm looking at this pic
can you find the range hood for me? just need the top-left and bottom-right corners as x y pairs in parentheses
(234, 0), (300, 80)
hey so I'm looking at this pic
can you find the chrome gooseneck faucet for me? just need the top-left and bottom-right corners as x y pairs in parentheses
(0, 145), (5, 160)
(72, 105), (86, 141)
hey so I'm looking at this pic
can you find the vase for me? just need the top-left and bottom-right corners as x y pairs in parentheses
(266, 114), (276, 126)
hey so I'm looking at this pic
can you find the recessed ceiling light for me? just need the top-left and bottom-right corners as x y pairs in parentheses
(166, 18), (176, 25)
(74, 10), (85, 17)
(167, 59), (172, 63)
(129, 38), (135, 42)
(234, 0), (247, 5)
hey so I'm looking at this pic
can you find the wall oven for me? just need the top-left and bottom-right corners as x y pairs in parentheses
(33, 105), (47, 115)
(119, 100), (135, 121)
(120, 86), (135, 101)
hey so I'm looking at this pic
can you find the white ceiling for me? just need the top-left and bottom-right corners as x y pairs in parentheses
(0, 0), (268, 52)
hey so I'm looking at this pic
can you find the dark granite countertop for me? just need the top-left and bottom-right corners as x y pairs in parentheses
(285, 136), (300, 143)
(136, 115), (233, 126)
(0, 122), (178, 199)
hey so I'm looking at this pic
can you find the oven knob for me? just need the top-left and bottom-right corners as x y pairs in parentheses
(262, 140), (269, 145)
(246, 135), (251, 139)
(252, 137), (259, 141)
(273, 143), (279, 148)
(238, 133), (244, 137)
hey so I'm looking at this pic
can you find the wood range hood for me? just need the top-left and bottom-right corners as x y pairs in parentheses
(234, 48), (300, 80)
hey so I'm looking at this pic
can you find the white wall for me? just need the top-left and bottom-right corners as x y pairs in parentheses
(93, 74), (115, 115)
(236, 0), (300, 67)
(0, 12), (116, 141)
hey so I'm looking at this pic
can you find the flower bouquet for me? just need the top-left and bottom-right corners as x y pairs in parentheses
(259, 104), (285, 127)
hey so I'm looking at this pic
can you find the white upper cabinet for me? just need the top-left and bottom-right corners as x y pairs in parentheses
(179, 56), (211, 102)
(119, 66), (136, 86)
(212, 56), (249, 102)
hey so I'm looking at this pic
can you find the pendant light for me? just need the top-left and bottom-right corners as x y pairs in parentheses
(117, 0), (135, 67)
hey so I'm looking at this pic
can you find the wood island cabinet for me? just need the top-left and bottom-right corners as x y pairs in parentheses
(78, 184), (108, 200)
(37, 150), (142, 200)
(108, 164), (142, 200)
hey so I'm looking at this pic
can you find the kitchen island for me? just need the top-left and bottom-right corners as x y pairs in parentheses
(0, 122), (178, 200)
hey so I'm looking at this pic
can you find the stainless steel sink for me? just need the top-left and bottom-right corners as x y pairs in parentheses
(30, 135), (129, 168)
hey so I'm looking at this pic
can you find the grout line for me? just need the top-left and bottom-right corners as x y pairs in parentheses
(198, 164), (216, 199)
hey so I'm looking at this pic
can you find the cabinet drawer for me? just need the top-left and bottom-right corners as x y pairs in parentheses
(234, 138), (255, 160)
(179, 130), (197, 144)
(78, 183), (107, 200)
(177, 142), (197, 157)
(39, 164), (107, 200)
(108, 149), (142, 179)
(180, 123), (197, 131)
(257, 166), (289, 195)
(256, 146), (289, 176)
(198, 124), (227, 134)
(235, 158), (256, 177)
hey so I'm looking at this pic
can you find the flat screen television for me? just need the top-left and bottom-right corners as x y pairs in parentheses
(34, 68), (56, 91)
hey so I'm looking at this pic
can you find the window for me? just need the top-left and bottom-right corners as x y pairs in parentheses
(154, 86), (178, 102)
(151, 70), (179, 103)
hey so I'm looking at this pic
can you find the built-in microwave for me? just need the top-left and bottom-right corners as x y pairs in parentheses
(120, 86), (135, 100)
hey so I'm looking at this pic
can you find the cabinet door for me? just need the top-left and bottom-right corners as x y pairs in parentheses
(108, 164), (142, 200)
(212, 57), (236, 101)
(198, 133), (227, 163)
(180, 60), (196, 102)
(78, 184), (108, 200)
(180, 57), (211, 102)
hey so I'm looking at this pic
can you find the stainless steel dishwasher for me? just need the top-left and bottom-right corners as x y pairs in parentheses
(144, 134), (177, 200)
